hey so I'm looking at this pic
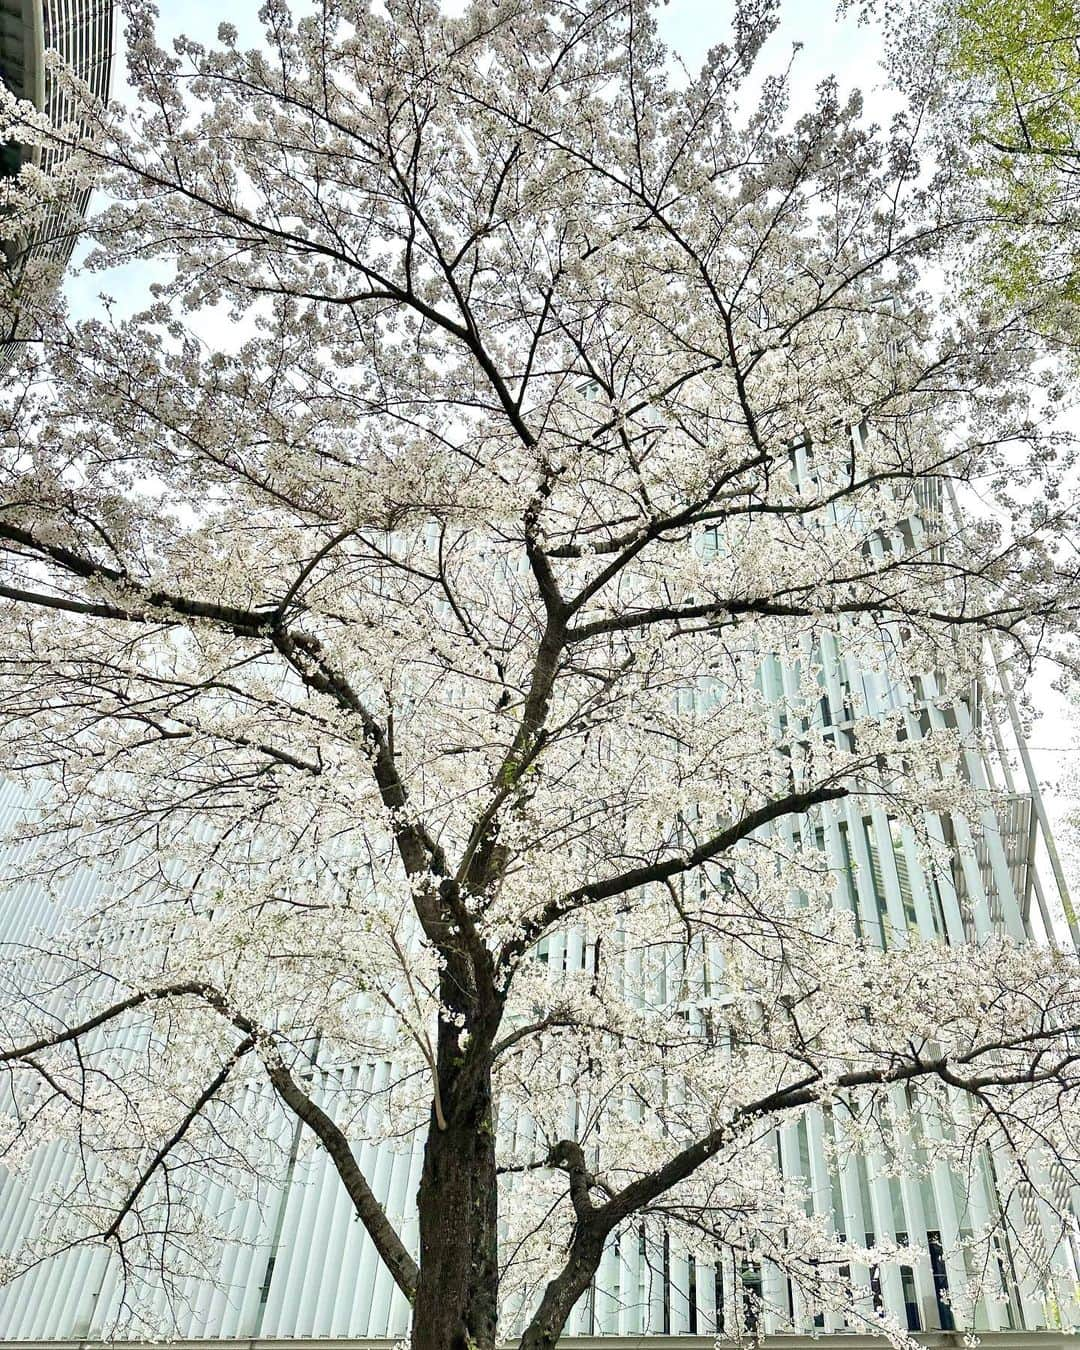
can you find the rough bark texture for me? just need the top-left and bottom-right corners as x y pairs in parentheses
(517, 1227), (606, 1350)
(411, 1008), (500, 1350)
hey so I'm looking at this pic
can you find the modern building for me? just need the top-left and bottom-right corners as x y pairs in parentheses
(0, 460), (1076, 1343)
(0, 0), (113, 281)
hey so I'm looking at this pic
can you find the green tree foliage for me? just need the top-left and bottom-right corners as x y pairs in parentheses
(952, 0), (1080, 311)
(864, 0), (1080, 349)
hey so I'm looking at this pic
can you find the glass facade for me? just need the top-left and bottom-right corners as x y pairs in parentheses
(0, 0), (113, 270)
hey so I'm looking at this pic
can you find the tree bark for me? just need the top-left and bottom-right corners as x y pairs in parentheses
(411, 1015), (500, 1350)
(518, 1226), (606, 1350)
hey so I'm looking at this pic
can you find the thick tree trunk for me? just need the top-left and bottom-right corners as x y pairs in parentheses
(411, 1017), (499, 1350)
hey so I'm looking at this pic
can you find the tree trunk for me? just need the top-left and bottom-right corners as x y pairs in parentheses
(411, 1017), (499, 1350)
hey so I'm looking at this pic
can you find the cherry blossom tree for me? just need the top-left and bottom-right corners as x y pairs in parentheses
(1, 1), (1080, 1347)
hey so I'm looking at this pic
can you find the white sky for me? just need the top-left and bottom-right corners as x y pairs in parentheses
(60, 0), (1078, 867)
